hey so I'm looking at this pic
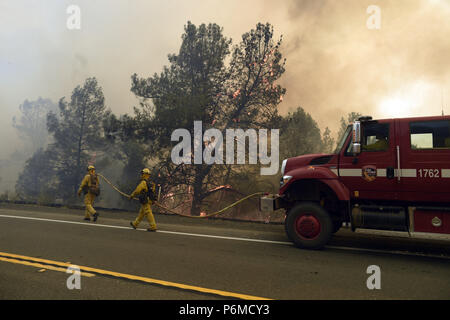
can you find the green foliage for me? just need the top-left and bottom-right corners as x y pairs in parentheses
(46, 77), (111, 201)
(129, 21), (286, 215)
(279, 107), (323, 159)
(223, 22), (286, 128)
(15, 148), (55, 202)
(131, 22), (232, 148)
(321, 127), (335, 154)
(103, 112), (155, 205)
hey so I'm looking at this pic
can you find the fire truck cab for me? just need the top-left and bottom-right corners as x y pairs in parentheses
(261, 115), (450, 249)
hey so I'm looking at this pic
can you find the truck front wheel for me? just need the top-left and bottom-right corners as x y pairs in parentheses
(285, 202), (333, 250)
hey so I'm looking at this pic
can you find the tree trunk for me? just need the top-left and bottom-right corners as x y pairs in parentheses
(190, 164), (210, 216)
(75, 106), (86, 196)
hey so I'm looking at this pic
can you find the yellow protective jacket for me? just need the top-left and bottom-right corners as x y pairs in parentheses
(131, 179), (156, 204)
(78, 174), (100, 195)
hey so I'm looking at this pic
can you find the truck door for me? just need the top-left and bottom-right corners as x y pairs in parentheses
(397, 117), (450, 203)
(338, 120), (398, 201)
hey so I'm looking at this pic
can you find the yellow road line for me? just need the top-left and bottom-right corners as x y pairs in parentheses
(0, 256), (95, 277)
(0, 251), (271, 300)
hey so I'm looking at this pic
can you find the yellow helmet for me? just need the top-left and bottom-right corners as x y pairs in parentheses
(87, 165), (95, 171)
(141, 168), (151, 175)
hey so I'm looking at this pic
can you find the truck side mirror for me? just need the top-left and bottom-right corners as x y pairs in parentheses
(352, 121), (361, 156)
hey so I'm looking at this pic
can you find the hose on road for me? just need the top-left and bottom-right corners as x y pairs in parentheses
(97, 173), (265, 219)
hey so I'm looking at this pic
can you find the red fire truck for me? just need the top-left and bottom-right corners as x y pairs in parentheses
(261, 115), (450, 249)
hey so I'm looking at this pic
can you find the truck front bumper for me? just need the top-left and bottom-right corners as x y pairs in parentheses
(259, 194), (285, 212)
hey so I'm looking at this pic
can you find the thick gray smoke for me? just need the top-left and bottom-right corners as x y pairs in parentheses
(277, 0), (450, 131)
(0, 0), (449, 193)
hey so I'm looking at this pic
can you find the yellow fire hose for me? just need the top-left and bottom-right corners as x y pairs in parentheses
(97, 174), (265, 219)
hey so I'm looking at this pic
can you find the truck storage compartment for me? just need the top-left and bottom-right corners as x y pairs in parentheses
(410, 207), (450, 234)
(259, 195), (283, 212)
(352, 205), (407, 231)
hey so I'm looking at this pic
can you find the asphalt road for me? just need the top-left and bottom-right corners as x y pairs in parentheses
(0, 203), (449, 300)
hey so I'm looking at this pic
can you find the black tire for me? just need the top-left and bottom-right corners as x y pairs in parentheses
(285, 202), (333, 250)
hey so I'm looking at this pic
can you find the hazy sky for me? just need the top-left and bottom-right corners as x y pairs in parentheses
(1, 0), (449, 158)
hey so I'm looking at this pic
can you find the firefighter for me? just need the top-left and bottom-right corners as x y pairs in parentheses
(77, 165), (100, 222)
(129, 168), (158, 232)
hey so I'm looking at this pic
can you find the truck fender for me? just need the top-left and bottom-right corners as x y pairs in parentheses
(319, 178), (350, 201)
(282, 166), (350, 201)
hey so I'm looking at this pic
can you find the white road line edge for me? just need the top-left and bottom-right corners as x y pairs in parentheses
(0, 214), (290, 245)
(0, 213), (449, 260)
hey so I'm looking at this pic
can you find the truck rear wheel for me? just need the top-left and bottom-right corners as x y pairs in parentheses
(285, 202), (333, 250)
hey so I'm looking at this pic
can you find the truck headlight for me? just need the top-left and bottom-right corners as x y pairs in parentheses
(281, 159), (287, 176)
(280, 175), (292, 187)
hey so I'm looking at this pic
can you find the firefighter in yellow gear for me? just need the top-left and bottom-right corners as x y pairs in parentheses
(77, 165), (100, 222)
(129, 168), (158, 232)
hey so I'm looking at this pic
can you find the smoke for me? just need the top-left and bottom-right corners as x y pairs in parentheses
(277, 0), (450, 131)
(0, 0), (449, 191)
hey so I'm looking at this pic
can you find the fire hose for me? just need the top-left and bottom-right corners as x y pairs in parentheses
(97, 174), (265, 219)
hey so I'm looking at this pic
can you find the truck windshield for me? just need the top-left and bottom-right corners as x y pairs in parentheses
(334, 126), (352, 154)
